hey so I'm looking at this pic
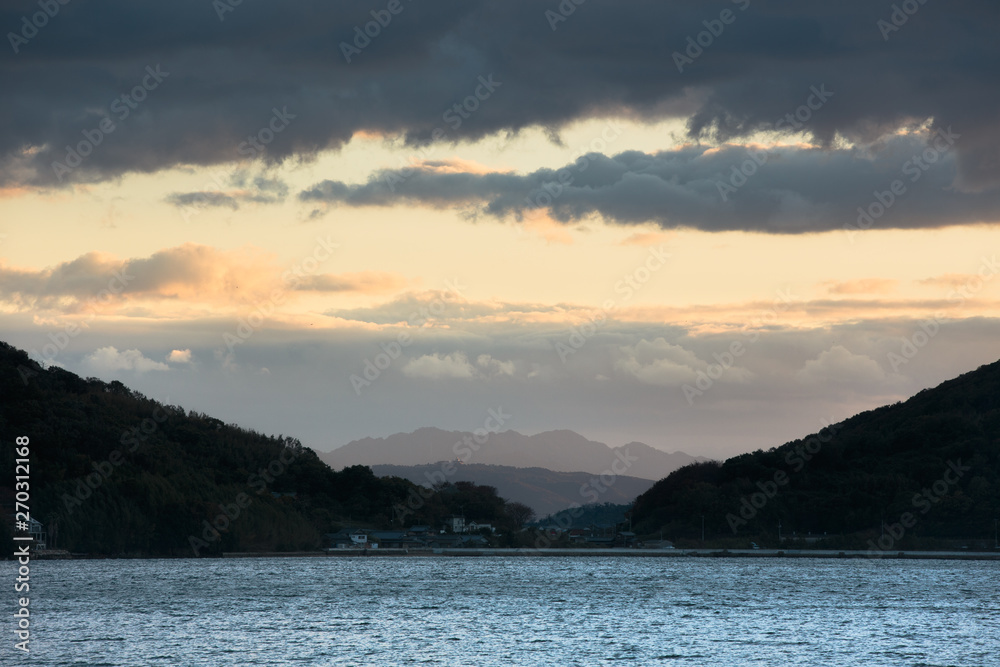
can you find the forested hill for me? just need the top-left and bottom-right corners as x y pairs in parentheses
(0, 341), (513, 556)
(632, 359), (1000, 549)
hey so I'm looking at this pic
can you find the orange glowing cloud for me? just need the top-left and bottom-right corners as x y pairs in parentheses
(293, 272), (409, 294)
(0, 244), (409, 317)
(822, 279), (899, 295)
(416, 158), (512, 175)
(618, 231), (675, 247)
(519, 210), (575, 245)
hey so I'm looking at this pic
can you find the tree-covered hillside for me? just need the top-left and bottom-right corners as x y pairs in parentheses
(632, 359), (1000, 550)
(0, 342), (522, 556)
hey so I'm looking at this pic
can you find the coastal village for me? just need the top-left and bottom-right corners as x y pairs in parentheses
(325, 515), (665, 550)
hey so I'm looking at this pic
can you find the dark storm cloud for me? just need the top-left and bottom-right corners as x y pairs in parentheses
(3, 0), (1000, 192)
(300, 134), (1000, 233)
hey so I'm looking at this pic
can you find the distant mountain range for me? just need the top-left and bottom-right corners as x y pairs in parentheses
(320, 427), (707, 481)
(371, 463), (655, 518)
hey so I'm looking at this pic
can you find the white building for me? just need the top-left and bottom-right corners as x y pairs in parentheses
(443, 516), (466, 533)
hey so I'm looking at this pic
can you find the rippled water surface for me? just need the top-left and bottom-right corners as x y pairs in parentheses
(8, 556), (999, 666)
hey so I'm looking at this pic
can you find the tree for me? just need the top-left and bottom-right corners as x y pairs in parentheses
(506, 502), (535, 529)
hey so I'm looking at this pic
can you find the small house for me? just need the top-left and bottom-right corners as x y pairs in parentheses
(29, 518), (46, 550)
(326, 529), (369, 549)
(466, 521), (494, 534)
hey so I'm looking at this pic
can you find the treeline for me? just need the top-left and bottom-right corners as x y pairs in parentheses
(537, 502), (631, 529)
(632, 359), (1000, 549)
(0, 342), (524, 556)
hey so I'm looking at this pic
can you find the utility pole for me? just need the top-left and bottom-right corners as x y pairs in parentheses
(701, 515), (705, 543)
(778, 520), (782, 543)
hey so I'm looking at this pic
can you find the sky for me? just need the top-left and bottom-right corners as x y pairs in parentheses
(2, 0), (999, 459)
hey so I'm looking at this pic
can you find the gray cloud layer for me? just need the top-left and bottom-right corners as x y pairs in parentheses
(3, 0), (1000, 192)
(301, 136), (1000, 233)
(6, 311), (998, 459)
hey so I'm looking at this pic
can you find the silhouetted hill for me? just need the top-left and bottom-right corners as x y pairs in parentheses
(0, 342), (524, 555)
(632, 359), (1000, 550)
(323, 428), (705, 480)
(371, 463), (654, 517)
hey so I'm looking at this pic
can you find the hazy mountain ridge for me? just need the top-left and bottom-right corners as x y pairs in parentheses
(370, 463), (655, 517)
(322, 428), (706, 481)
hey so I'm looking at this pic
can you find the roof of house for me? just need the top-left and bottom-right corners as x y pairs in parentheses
(326, 529), (370, 540)
(369, 531), (406, 540)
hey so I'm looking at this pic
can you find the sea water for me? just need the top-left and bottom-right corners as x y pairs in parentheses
(7, 556), (998, 666)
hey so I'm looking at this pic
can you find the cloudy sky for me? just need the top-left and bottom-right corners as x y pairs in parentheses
(2, 0), (999, 459)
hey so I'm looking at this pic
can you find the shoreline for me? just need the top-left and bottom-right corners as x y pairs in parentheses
(20, 548), (1000, 561)
(229, 547), (1000, 560)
